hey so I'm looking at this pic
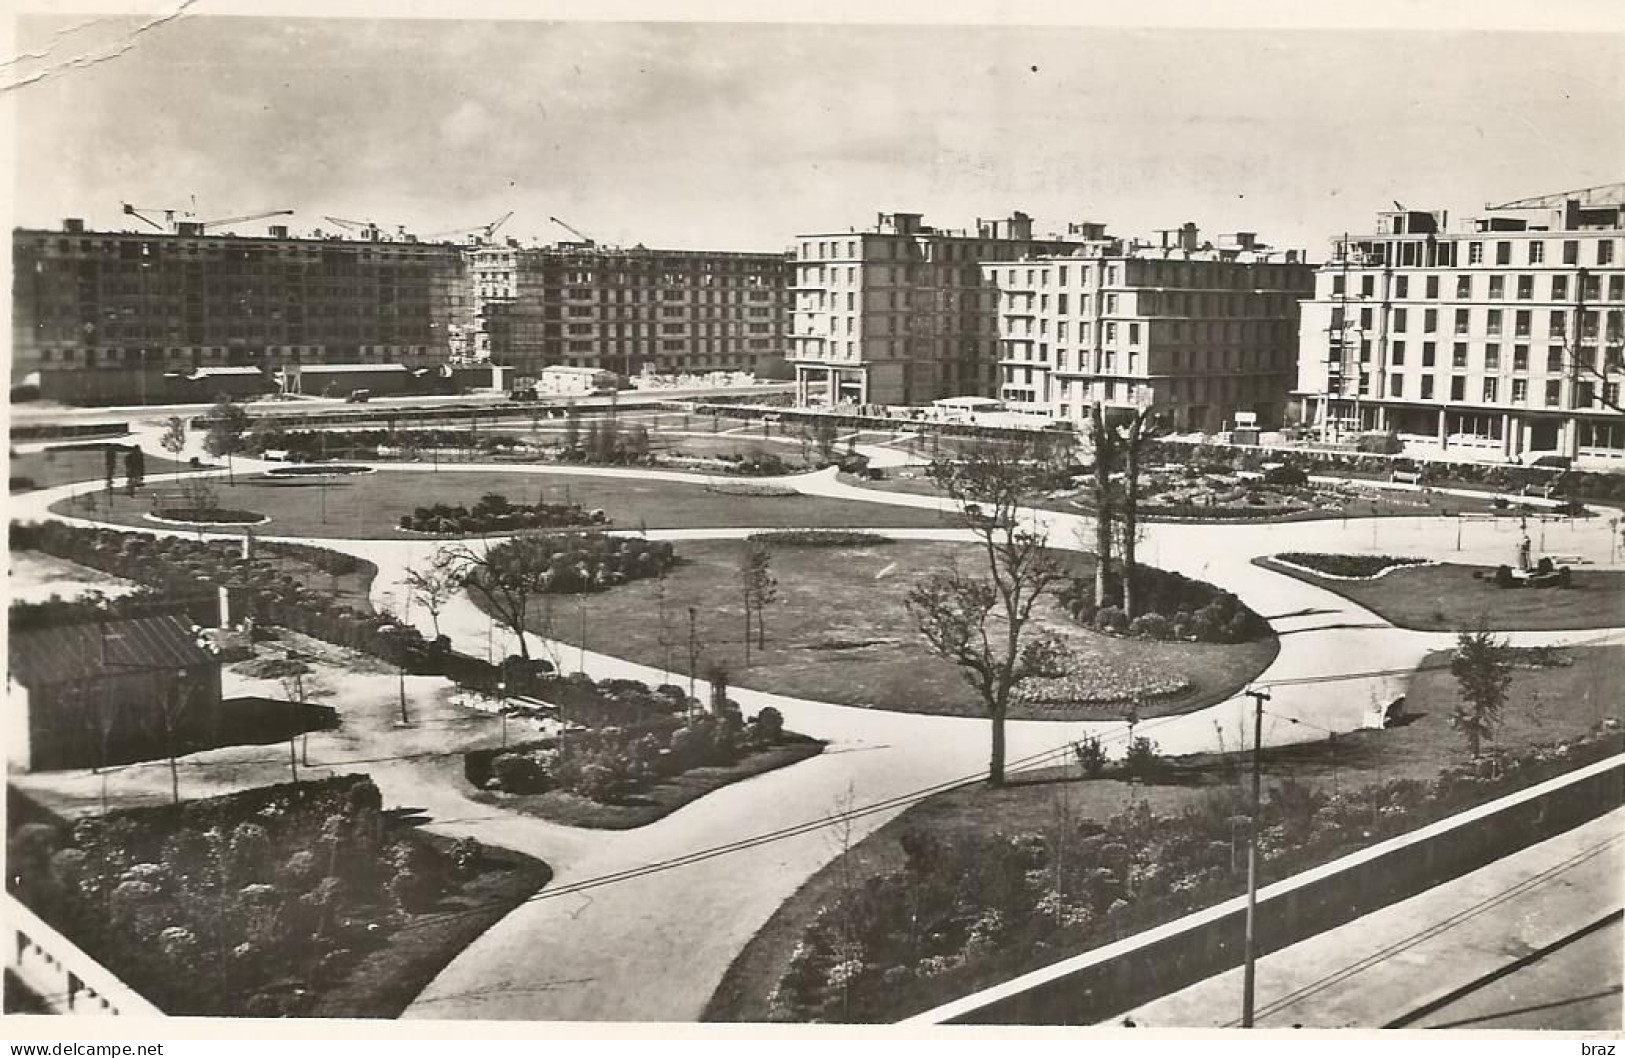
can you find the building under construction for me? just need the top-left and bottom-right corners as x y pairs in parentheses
(468, 238), (791, 380)
(11, 216), (474, 404)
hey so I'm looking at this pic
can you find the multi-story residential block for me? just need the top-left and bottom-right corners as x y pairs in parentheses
(468, 242), (789, 380)
(1296, 185), (1625, 466)
(982, 224), (1313, 430)
(787, 211), (1100, 407)
(11, 218), (473, 403)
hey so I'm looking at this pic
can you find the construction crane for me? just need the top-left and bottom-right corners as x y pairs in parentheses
(423, 211), (515, 243)
(201, 208), (294, 230)
(549, 215), (594, 246)
(1488, 182), (1625, 210)
(122, 202), (192, 231)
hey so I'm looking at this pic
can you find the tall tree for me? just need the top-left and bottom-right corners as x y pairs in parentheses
(124, 446), (145, 497)
(1087, 402), (1120, 609)
(1449, 626), (1515, 758)
(1117, 404), (1159, 619)
(907, 440), (1067, 786)
(203, 395), (250, 485)
(562, 402), (581, 454)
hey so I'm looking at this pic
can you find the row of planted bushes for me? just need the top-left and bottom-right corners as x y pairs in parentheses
(472, 532), (677, 595)
(399, 492), (607, 534)
(470, 704), (790, 804)
(1057, 566), (1270, 644)
(1145, 438), (1625, 501)
(6, 776), (488, 1018)
(1273, 553), (1430, 579)
(765, 724), (1624, 1022)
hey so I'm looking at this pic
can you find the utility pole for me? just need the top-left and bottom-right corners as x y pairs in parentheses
(1241, 686), (1271, 1029)
(687, 606), (699, 718)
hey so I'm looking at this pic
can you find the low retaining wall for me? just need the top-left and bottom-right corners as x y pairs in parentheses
(905, 752), (1623, 1025)
(3, 893), (161, 1017)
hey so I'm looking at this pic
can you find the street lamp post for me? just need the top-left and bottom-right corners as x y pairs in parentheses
(1241, 686), (1271, 1028)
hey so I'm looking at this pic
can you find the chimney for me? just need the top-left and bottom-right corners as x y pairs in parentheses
(1006, 211), (1033, 241)
(1179, 222), (1200, 252)
(63, 218), (85, 233)
(268, 224), (289, 239)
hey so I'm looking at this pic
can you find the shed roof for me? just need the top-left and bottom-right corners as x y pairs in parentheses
(9, 614), (220, 688)
(294, 363), (413, 374)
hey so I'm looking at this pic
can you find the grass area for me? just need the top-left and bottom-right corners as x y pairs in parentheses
(494, 539), (1277, 721)
(470, 737), (827, 829)
(1255, 558), (1625, 631)
(50, 469), (957, 538)
(9, 446), (204, 491)
(307, 833), (552, 1018)
(706, 642), (1624, 1023)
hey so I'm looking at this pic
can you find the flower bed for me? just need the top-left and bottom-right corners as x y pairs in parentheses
(397, 492), (606, 534)
(1012, 649), (1193, 707)
(1272, 552), (1431, 580)
(145, 508), (270, 526)
(760, 724), (1624, 1022)
(704, 482), (801, 498)
(468, 532), (676, 595)
(746, 530), (894, 547)
(263, 464), (376, 478)
(5, 775), (549, 1018)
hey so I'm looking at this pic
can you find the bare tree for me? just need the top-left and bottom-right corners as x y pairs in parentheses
(160, 417), (188, 461)
(907, 441), (1067, 786)
(446, 534), (558, 661)
(738, 539), (778, 657)
(402, 547), (462, 639)
(1117, 404), (1159, 619)
(1087, 403), (1120, 609)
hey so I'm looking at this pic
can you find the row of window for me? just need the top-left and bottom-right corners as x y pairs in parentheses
(1331, 271), (1625, 302)
(1379, 374), (1617, 408)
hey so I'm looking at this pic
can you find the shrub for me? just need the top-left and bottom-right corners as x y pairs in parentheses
(491, 752), (549, 794)
(1093, 606), (1128, 634)
(1127, 613), (1172, 640)
(1261, 463), (1309, 487)
(1494, 564), (1515, 588)
(1123, 736), (1162, 782)
(1073, 736), (1108, 778)
(448, 836), (483, 876)
(754, 706), (786, 744)
(388, 869), (438, 913)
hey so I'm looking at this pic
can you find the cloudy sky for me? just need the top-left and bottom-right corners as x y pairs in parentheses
(8, 10), (1624, 254)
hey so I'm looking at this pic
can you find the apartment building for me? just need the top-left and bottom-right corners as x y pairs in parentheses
(468, 243), (789, 380)
(11, 219), (472, 403)
(1296, 184), (1625, 466)
(983, 224), (1313, 430)
(787, 211), (1100, 407)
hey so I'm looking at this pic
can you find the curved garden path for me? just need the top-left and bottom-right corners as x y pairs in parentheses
(10, 430), (1624, 1022)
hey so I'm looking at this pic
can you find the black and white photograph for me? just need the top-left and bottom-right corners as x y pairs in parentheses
(2, 0), (1622, 1038)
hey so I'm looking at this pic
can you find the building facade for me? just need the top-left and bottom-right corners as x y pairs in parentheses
(1296, 186), (1625, 466)
(787, 212), (1103, 408)
(982, 224), (1313, 430)
(468, 242), (789, 380)
(11, 219), (473, 403)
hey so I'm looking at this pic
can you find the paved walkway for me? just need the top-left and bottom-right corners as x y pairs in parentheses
(1115, 809), (1624, 1029)
(10, 431), (1625, 1021)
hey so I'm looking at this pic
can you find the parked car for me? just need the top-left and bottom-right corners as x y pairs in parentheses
(345, 389), (373, 403)
(508, 387), (538, 402)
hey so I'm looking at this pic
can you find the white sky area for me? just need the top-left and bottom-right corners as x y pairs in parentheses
(7, 11), (1625, 256)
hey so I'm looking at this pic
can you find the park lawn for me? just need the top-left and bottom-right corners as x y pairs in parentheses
(9, 446), (204, 491)
(470, 736), (827, 830)
(705, 642), (1624, 1023)
(497, 539), (1278, 722)
(307, 833), (552, 1018)
(1255, 558), (1625, 631)
(49, 468), (957, 538)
